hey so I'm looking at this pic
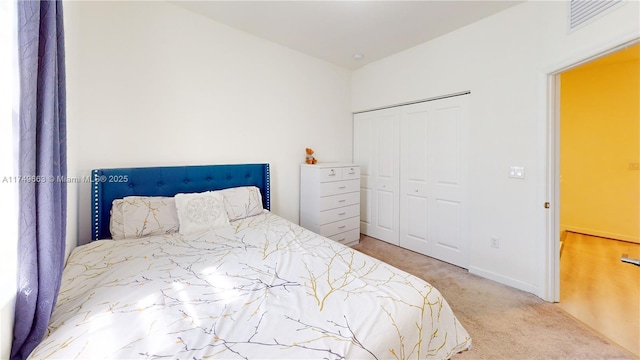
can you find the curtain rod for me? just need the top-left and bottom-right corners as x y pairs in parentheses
(353, 91), (471, 115)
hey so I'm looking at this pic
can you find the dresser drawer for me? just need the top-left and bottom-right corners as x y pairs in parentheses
(319, 167), (342, 182)
(319, 166), (360, 182)
(320, 204), (360, 224)
(342, 166), (360, 180)
(320, 216), (360, 237)
(320, 179), (359, 196)
(327, 228), (360, 245)
(319, 191), (359, 210)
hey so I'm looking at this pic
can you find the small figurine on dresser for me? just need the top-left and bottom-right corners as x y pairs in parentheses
(305, 148), (318, 164)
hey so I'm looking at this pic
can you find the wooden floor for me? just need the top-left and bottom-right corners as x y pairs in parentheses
(557, 232), (640, 356)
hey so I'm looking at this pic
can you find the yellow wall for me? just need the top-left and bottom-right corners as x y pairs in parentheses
(560, 44), (640, 243)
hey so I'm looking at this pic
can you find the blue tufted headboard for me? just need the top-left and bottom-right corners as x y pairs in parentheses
(91, 163), (270, 240)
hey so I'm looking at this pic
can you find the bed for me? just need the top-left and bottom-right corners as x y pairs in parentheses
(29, 163), (472, 359)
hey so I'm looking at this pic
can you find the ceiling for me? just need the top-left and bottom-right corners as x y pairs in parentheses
(171, 1), (524, 70)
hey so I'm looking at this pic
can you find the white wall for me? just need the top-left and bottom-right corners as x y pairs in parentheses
(64, 1), (353, 246)
(351, 1), (639, 298)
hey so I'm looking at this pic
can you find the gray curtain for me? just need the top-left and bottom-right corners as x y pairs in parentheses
(12, 0), (67, 359)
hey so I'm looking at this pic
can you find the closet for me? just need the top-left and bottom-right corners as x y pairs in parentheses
(354, 94), (470, 269)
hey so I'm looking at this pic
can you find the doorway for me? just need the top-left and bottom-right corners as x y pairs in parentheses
(551, 42), (639, 356)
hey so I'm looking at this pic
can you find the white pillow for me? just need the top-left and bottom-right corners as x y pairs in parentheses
(110, 196), (179, 240)
(122, 196), (179, 239)
(175, 191), (229, 235)
(218, 186), (264, 221)
(109, 199), (126, 240)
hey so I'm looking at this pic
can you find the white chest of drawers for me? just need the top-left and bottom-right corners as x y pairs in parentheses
(300, 163), (361, 247)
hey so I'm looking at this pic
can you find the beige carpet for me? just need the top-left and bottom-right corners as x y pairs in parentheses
(353, 236), (638, 360)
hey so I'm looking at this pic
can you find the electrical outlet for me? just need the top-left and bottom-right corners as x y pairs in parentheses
(491, 237), (500, 248)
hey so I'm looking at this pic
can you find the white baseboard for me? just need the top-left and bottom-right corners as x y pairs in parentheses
(469, 266), (541, 298)
(562, 225), (639, 243)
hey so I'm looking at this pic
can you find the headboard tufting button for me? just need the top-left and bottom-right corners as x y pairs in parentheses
(128, 183), (134, 188)
(157, 182), (163, 186)
(184, 179), (189, 184)
(206, 177), (212, 181)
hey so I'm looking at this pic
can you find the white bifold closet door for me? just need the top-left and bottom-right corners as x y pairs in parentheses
(353, 107), (400, 245)
(400, 95), (469, 268)
(354, 94), (469, 268)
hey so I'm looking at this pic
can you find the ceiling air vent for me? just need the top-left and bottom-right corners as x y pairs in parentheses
(569, 0), (623, 32)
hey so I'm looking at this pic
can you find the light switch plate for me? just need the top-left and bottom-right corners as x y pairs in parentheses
(509, 166), (525, 179)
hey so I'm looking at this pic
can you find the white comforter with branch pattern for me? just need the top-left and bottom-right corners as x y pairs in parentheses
(29, 212), (471, 359)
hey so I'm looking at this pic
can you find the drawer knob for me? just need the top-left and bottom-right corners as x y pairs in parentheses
(338, 225), (346, 229)
(338, 212), (346, 216)
(338, 199), (346, 203)
(339, 186), (346, 189)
